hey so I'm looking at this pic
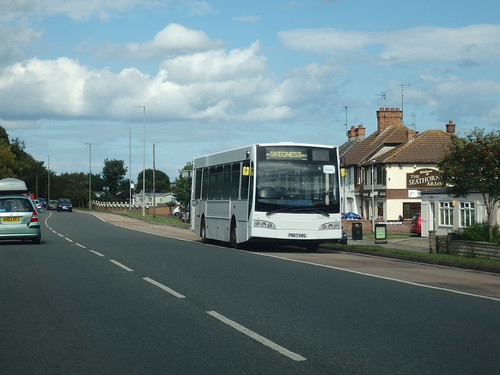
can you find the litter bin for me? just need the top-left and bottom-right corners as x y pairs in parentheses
(352, 222), (363, 240)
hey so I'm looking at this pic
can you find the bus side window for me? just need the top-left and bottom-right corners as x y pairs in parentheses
(202, 168), (209, 200)
(223, 164), (231, 200)
(230, 163), (240, 199)
(215, 165), (224, 200)
(209, 166), (217, 200)
(241, 160), (250, 199)
(195, 169), (202, 199)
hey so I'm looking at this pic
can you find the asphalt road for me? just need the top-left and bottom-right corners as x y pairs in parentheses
(1, 210), (499, 374)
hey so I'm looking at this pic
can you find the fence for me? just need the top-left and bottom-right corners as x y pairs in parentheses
(429, 231), (500, 260)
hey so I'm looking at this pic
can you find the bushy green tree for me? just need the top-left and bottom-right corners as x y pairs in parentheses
(437, 128), (500, 240)
(137, 168), (171, 192)
(102, 159), (127, 197)
(171, 163), (193, 206)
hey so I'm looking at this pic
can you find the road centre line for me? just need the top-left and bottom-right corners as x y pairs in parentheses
(206, 310), (306, 362)
(143, 277), (186, 298)
(65, 237), (74, 243)
(109, 259), (134, 272)
(89, 250), (105, 257)
(75, 243), (86, 249)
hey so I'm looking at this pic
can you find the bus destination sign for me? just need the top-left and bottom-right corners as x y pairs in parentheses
(266, 148), (308, 161)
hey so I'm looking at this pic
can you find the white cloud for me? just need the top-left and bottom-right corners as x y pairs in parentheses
(279, 25), (500, 64)
(119, 24), (225, 59)
(159, 41), (266, 83)
(0, 25), (43, 67)
(0, 41), (306, 124)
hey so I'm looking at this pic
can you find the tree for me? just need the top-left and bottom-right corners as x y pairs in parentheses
(0, 142), (15, 178)
(171, 163), (193, 207)
(137, 169), (171, 192)
(437, 128), (500, 240)
(102, 159), (127, 197)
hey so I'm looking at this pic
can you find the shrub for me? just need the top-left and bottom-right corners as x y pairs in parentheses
(451, 223), (500, 244)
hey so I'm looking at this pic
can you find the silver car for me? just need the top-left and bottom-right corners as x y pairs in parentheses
(0, 196), (41, 244)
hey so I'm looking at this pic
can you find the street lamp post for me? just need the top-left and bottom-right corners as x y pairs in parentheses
(371, 160), (376, 232)
(47, 155), (50, 202)
(128, 128), (132, 211)
(85, 143), (92, 210)
(134, 105), (146, 216)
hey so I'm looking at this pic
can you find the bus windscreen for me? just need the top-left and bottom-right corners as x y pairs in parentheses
(255, 146), (340, 214)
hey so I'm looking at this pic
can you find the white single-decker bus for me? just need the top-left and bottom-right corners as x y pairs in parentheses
(191, 143), (342, 251)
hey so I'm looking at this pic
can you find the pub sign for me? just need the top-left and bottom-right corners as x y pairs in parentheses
(406, 169), (443, 189)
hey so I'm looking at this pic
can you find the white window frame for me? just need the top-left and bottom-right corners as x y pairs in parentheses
(439, 201), (454, 227)
(459, 202), (475, 227)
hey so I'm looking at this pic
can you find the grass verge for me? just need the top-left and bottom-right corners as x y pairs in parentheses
(324, 242), (500, 273)
(118, 210), (191, 228)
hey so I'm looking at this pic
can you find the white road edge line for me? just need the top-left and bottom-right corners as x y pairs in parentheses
(109, 259), (134, 272)
(254, 252), (500, 302)
(89, 250), (105, 257)
(206, 310), (306, 362)
(142, 277), (186, 299)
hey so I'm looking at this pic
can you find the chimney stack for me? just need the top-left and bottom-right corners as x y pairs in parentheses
(446, 120), (456, 134)
(376, 107), (403, 134)
(355, 124), (365, 140)
(347, 125), (356, 139)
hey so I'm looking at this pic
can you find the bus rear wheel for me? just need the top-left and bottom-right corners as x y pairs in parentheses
(200, 218), (208, 244)
(229, 223), (239, 249)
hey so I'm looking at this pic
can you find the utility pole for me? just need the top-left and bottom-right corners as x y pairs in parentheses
(152, 143), (156, 218)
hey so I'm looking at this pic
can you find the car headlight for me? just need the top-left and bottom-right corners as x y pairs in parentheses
(254, 220), (276, 229)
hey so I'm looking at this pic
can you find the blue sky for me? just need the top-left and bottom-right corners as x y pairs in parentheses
(1, 0), (499, 181)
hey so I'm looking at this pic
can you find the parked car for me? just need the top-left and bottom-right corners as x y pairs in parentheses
(0, 195), (41, 244)
(47, 200), (59, 210)
(410, 213), (422, 236)
(172, 206), (181, 217)
(57, 198), (73, 212)
(33, 199), (43, 212)
(342, 212), (361, 219)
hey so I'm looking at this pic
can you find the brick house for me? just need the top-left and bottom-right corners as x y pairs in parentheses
(340, 107), (455, 227)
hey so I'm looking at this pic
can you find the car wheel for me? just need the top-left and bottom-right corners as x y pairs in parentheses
(32, 236), (41, 244)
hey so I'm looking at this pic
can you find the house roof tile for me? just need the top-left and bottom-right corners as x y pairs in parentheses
(342, 125), (410, 166)
(378, 129), (452, 163)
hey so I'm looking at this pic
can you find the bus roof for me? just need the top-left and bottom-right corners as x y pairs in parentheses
(193, 142), (337, 168)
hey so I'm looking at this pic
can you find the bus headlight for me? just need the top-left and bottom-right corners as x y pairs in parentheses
(254, 220), (276, 229)
(319, 222), (341, 231)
